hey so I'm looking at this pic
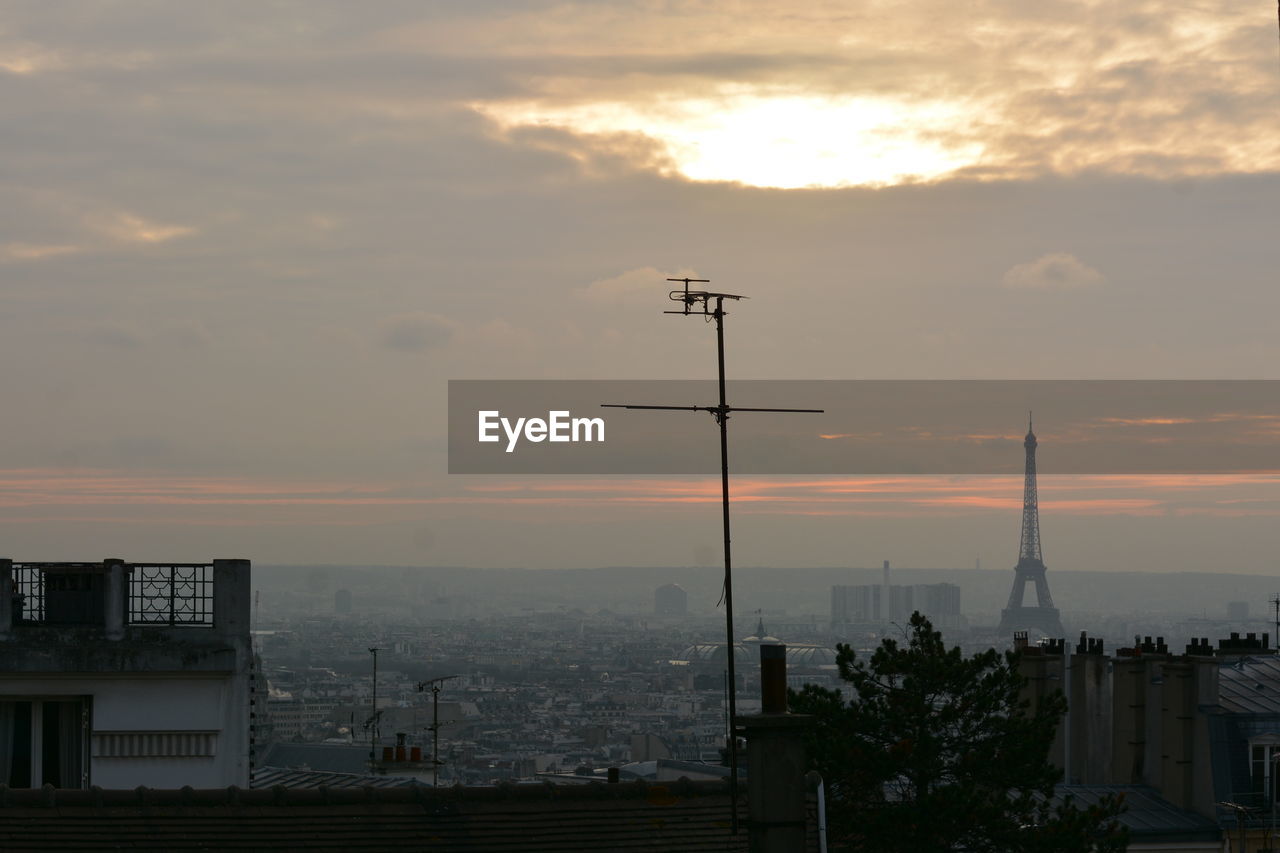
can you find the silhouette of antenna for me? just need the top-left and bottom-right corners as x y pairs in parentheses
(366, 647), (384, 771)
(418, 675), (461, 787)
(602, 277), (823, 834)
(1271, 594), (1280, 648)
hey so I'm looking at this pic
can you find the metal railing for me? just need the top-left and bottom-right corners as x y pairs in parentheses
(10, 561), (109, 623)
(128, 563), (214, 626)
(11, 561), (58, 622)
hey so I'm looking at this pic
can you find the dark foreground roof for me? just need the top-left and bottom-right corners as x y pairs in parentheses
(256, 742), (371, 774)
(1219, 654), (1280, 714)
(251, 767), (421, 790)
(1052, 784), (1222, 843)
(0, 779), (749, 852)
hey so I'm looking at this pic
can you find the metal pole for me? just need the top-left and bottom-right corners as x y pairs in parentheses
(1273, 753), (1279, 853)
(433, 681), (441, 787)
(714, 297), (740, 833)
(369, 647), (380, 769)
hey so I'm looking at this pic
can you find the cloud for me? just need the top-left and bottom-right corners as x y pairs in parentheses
(380, 312), (456, 351)
(450, 1), (1278, 185)
(92, 211), (195, 244)
(580, 267), (702, 303)
(0, 242), (81, 262)
(1002, 253), (1105, 290)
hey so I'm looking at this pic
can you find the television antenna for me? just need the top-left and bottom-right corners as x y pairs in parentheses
(367, 647), (384, 770)
(602, 277), (823, 833)
(1270, 594), (1279, 649)
(417, 674), (461, 787)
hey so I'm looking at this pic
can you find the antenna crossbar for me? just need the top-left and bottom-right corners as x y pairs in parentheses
(602, 404), (823, 413)
(665, 277), (744, 315)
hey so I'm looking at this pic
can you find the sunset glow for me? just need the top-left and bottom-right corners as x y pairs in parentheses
(479, 93), (985, 188)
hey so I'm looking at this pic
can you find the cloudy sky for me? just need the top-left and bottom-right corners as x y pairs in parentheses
(4, 1), (1280, 574)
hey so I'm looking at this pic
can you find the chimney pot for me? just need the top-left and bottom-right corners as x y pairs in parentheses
(760, 643), (787, 714)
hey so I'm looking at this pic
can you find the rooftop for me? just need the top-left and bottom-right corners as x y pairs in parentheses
(1218, 655), (1280, 715)
(0, 780), (750, 852)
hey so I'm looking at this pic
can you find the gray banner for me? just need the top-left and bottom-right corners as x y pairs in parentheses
(448, 380), (1280, 474)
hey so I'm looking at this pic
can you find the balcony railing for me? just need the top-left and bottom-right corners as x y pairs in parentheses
(128, 564), (214, 626)
(11, 561), (107, 623)
(9, 561), (214, 627)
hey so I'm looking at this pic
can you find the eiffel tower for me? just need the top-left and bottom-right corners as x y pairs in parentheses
(997, 415), (1064, 638)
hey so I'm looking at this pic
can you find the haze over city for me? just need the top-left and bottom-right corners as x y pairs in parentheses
(4, 1), (1280, 577)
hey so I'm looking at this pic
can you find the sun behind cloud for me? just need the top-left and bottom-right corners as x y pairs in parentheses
(477, 92), (986, 189)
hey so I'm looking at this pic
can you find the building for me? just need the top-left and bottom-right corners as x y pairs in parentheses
(0, 558), (252, 789)
(335, 588), (353, 614)
(830, 582), (960, 628)
(1012, 630), (1280, 848)
(654, 583), (687, 618)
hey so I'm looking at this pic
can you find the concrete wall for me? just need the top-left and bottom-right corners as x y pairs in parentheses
(0, 675), (241, 788)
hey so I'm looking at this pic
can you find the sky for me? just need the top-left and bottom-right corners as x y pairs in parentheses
(3, 1), (1280, 574)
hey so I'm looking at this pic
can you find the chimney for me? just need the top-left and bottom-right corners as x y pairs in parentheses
(1069, 633), (1110, 784)
(760, 644), (787, 713)
(1018, 636), (1066, 772)
(740, 643), (810, 853)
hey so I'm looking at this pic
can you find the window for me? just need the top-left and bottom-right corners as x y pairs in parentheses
(0, 698), (89, 789)
(1253, 741), (1280, 805)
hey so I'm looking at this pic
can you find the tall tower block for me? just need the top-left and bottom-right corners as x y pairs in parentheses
(997, 416), (1065, 638)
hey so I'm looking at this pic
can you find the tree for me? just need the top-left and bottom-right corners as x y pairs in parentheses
(790, 612), (1127, 853)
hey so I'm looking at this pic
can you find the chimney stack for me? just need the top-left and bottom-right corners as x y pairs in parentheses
(740, 643), (810, 853)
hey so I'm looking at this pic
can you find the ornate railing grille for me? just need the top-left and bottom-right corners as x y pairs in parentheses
(11, 562), (49, 622)
(128, 564), (214, 626)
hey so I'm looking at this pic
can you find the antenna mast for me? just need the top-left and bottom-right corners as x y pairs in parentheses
(1271, 594), (1279, 648)
(603, 277), (822, 834)
(418, 674), (461, 787)
(366, 647), (383, 770)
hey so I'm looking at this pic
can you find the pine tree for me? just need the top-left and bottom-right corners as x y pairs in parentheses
(790, 611), (1127, 852)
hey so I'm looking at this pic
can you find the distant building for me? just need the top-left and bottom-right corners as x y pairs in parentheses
(654, 583), (687, 618)
(831, 582), (961, 628)
(0, 558), (252, 789)
(335, 588), (353, 614)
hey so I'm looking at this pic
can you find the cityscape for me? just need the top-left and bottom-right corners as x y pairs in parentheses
(6, 1), (1280, 850)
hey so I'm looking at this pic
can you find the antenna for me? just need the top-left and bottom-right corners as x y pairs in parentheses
(418, 674), (461, 787)
(602, 276), (823, 834)
(1271, 594), (1280, 649)
(366, 647), (383, 770)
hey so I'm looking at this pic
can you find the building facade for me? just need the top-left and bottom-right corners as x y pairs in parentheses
(0, 558), (252, 789)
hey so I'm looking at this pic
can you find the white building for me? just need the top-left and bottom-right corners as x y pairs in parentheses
(0, 558), (252, 789)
